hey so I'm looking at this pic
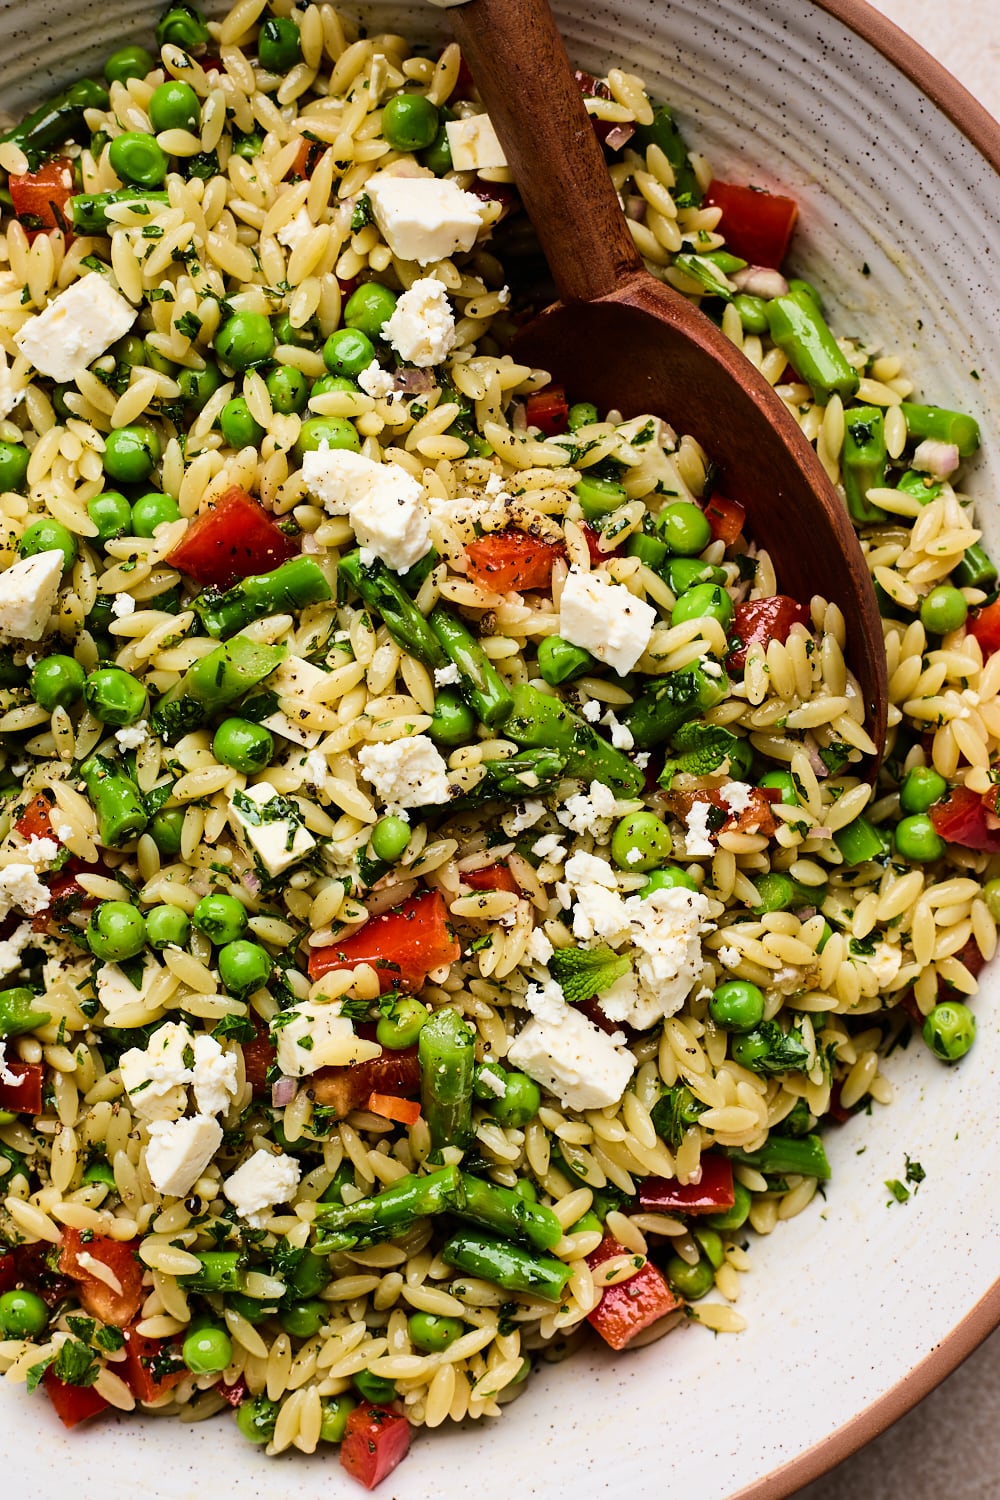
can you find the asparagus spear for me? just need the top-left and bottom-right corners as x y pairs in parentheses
(338, 550), (444, 669)
(440, 1229), (571, 1302)
(727, 1134), (831, 1181)
(419, 1007), (476, 1152)
(504, 682), (644, 796)
(428, 605), (513, 727)
(79, 754), (149, 847)
(620, 663), (727, 750)
(151, 637), (286, 742)
(311, 1165), (463, 1253)
(195, 556), (332, 638)
(842, 406), (889, 525)
(455, 1173), (563, 1253)
(2, 80), (108, 171)
(68, 187), (170, 234)
(440, 748), (568, 814)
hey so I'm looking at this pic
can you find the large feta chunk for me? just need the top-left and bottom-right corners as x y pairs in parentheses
(358, 733), (450, 813)
(145, 1114), (222, 1198)
(119, 1021), (196, 1122)
(0, 862), (50, 919)
(559, 567), (656, 676)
(228, 782), (315, 877)
(365, 172), (486, 265)
(14, 274), (137, 382)
(382, 277), (457, 368)
(192, 1033), (239, 1117)
(507, 1000), (635, 1111)
(301, 448), (431, 573)
(224, 1147), (301, 1227)
(273, 999), (382, 1077)
(556, 780), (621, 840)
(444, 114), (508, 172)
(562, 849), (629, 944)
(95, 960), (159, 1021)
(0, 550), (64, 643)
(600, 887), (712, 1029)
(260, 654), (329, 748)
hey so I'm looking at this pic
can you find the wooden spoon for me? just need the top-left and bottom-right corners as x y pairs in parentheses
(445, 0), (888, 759)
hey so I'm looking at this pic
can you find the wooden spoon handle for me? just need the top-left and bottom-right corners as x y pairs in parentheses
(446, 0), (642, 303)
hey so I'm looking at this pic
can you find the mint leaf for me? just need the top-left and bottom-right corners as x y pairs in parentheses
(658, 721), (740, 790)
(52, 1338), (99, 1388)
(26, 1353), (55, 1393)
(549, 945), (631, 1005)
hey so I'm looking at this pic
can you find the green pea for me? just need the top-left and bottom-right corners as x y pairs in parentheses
(344, 282), (399, 340)
(369, 815), (411, 864)
(178, 361), (223, 411)
(294, 416), (361, 460)
(376, 997), (427, 1050)
(490, 1070), (541, 1128)
(574, 473), (627, 520)
(156, 2), (210, 47)
(84, 666), (148, 726)
(235, 1394), (279, 1444)
(218, 397), (264, 449)
(319, 1394), (356, 1443)
(709, 979), (766, 1033)
(193, 892), (247, 945)
(216, 312), (275, 373)
(265, 364), (308, 415)
(428, 687), (475, 747)
(87, 900), (146, 962)
(898, 765), (947, 815)
(919, 584), (968, 636)
(19, 518), (76, 573)
(322, 327), (376, 378)
(82, 1159), (117, 1188)
(982, 878), (1000, 923)
(664, 558), (728, 595)
(537, 634), (594, 686)
(258, 15), (302, 72)
(353, 1369), (395, 1403)
(419, 121), (453, 176)
(893, 813), (945, 864)
(103, 424), (161, 484)
(639, 865), (698, 897)
(279, 1299), (327, 1338)
(218, 939), (273, 996)
(131, 490), (182, 537)
(109, 131), (169, 187)
(381, 93), (440, 153)
(665, 1253), (715, 1300)
(150, 807), (185, 856)
(227, 1291), (279, 1325)
(657, 501), (712, 556)
(31, 654), (85, 712)
(0, 1288), (48, 1338)
(273, 314), (319, 349)
(87, 490), (133, 543)
(182, 1326), (232, 1374)
(704, 1178), (752, 1230)
(610, 811), (672, 873)
(759, 769), (798, 805)
(0, 441), (30, 494)
(212, 717), (274, 773)
(567, 401), (599, 431)
(104, 44), (155, 85)
(694, 1227), (725, 1270)
(310, 373), (358, 401)
(232, 127), (264, 160)
(671, 582), (734, 630)
(407, 1311), (464, 1352)
(149, 79), (201, 135)
(145, 904), (191, 950)
(923, 1000), (976, 1062)
(732, 292), (769, 335)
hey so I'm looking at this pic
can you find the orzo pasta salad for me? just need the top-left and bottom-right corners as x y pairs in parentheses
(0, 0), (995, 1484)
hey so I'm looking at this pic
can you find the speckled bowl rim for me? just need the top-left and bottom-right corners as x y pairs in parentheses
(729, 14), (1000, 1492)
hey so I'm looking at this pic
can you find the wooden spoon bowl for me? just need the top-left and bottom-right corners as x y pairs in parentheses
(447, 0), (888, 759)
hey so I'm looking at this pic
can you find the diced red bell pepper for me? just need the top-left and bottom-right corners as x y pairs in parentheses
(310, 1047), (420, 1118)
(664, 786), (780, 840)
(0, 1059), (43, 1114)
(582, 524), (620, 567)
(241, 1016), (276, 1098)
(42, 1369), (110, 1428)
(703, 179), (799, 270)
(59, 1230), (144, 1327)
(703, 493), (746, 547)
(826, 1079), (855, 1124)
(464, 529), (565, 593)
(367, 1092), (422, 1127)
(525, 384), (569, 437)
(14, 791), (56, 842)
(307, 891), (461, 993)
(968, 600), (1000, 657)
(165, 486), (298, 589)
(0, 1252), (17, 1294)
(929, 786), (1000, 853)
(33, 867), (91, 933)
(727, 595), (811, 672)
(292, 136), (325, 179)
(122, 1322), (186, 1402)
(585, 1235), (682, 1351)
(219, 1376), (248, 1407)
(9, 157), (75, 241)
(449, 50), (476, 100)
(340, 1403), (411, 1490)
(463, 863), (520, 894)
(638, 1154), (735, 1215)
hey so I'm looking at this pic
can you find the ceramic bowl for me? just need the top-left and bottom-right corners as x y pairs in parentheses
(3, 2), (1000, 1496)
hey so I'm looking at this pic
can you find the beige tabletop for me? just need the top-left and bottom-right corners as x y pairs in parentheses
(796, 1), (1000, 1495)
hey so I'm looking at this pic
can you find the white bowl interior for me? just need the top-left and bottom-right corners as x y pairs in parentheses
(3, 2), (1000, 1496)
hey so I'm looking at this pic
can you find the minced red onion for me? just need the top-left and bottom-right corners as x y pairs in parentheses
(271, 1075), (297, 1108)
(605, 123), (636, 150)
(912, 438), (960, 480)
(624, 194), (647, 223)
(394, 367), (434, 394)
(731, 265), (789, 300)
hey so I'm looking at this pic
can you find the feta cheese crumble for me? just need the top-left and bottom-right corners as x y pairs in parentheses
(444, 114), (508, 172)
(559, 567), (656, 675)
(145, 1114), (222, 1199)
(301, 448), (431, 573)
(358, 734), (451, 813)
(228, 782), (316, 877)
(683, 799), (716, 857)
(364, 172), (486, 265)
(115, 720), (149, 751)
(382, 277), (458, 367)
(224, 1148), (302, 1228)
(358, 360), (398, 399)
(15, 274), (137, 382)
(0, 550), (64, 643)
(507, 999), (635, 1112)
(110, 593), (136, 618)
(273, 999), (382, 1077)
(0, 863), (50, 918)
